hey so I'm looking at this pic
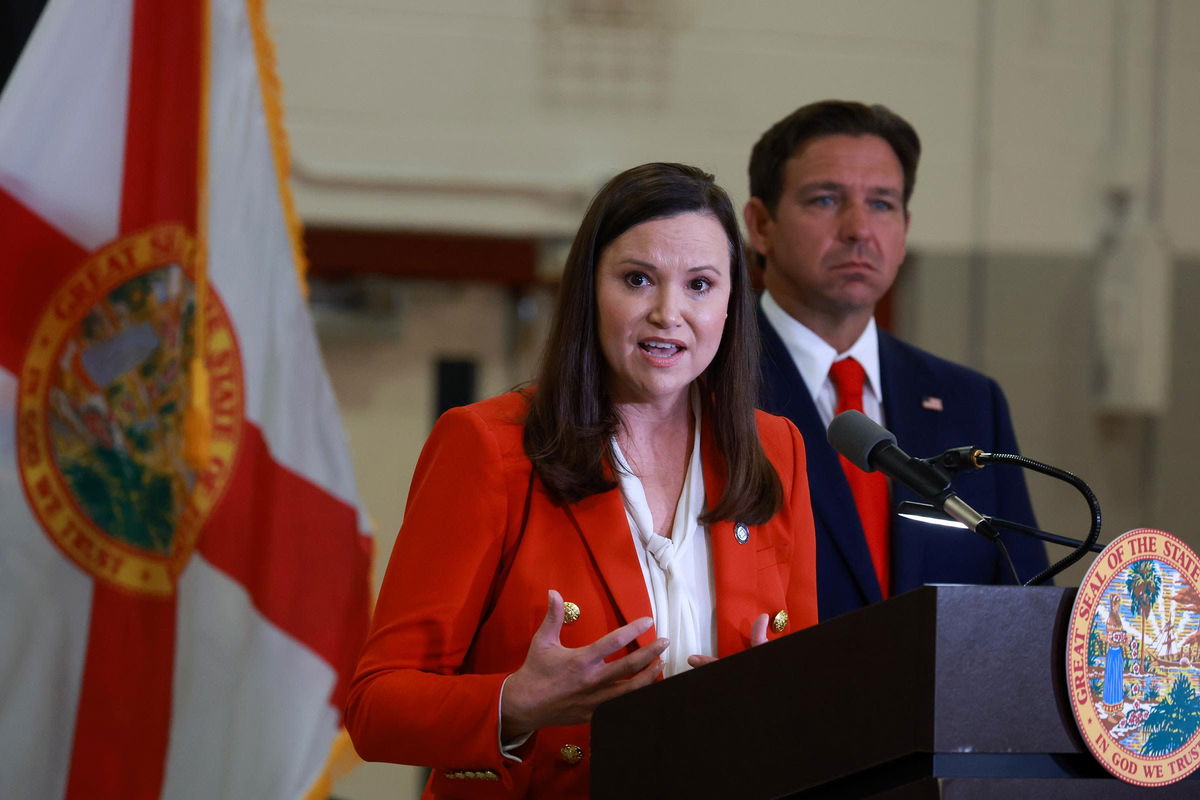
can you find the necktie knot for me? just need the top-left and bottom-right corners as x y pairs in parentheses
(830, 357), (866, 413)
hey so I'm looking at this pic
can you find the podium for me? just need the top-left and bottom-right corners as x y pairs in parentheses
(591, 585), (1199, 798)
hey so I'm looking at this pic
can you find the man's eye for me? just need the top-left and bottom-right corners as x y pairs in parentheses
(808, 195), (836, 208)
(869, 199), (897, 211)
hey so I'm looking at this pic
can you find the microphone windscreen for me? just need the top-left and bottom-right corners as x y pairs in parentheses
(827, 410), (896, 472)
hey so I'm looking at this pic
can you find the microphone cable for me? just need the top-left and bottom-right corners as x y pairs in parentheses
(965, 450), (1103, 586)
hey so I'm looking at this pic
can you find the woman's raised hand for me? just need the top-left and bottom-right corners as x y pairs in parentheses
(501, 589), (668, 740)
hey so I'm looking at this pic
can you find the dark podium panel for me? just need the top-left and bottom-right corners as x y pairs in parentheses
(591, 585), (1198, 798)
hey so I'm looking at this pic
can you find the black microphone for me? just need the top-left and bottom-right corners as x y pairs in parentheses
(827, 410), (994, 537)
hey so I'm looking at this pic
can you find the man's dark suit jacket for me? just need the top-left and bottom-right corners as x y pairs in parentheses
(758, 308), (1051, 621)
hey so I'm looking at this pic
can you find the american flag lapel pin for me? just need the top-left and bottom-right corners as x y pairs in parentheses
(921, 396), (944, 412)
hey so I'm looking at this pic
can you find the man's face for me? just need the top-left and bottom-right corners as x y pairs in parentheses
(746, 134), (909, 323)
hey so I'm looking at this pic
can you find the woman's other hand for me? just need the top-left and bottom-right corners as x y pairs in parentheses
(685, 612), (769, 669)
(501, 590), (667, 740)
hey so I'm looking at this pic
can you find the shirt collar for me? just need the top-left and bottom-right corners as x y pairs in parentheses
(760, 290), (882, 402)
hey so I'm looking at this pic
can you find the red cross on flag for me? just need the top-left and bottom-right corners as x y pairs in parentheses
(0, 1), (373, 798)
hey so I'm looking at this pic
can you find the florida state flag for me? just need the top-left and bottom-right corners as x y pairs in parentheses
(0, 1), (372, 797)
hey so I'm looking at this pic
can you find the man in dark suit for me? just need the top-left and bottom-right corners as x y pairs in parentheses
(744, 100), (1049, 621)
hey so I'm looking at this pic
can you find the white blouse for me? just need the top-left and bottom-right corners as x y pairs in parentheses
(610, 391), (716, 677)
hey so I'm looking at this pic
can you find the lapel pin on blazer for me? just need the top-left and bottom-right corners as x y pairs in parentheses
(734, 522), (750, 544)
(921, 396), (944, 412)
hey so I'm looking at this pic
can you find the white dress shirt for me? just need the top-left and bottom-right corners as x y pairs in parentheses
(760, 290), (886, 428)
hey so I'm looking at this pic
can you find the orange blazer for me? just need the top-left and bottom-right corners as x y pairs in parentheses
(345, 392), (817, 799)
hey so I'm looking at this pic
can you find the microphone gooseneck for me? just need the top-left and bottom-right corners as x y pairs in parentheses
(968, 450), (1102, 586)
(828, 409), (1105, 588)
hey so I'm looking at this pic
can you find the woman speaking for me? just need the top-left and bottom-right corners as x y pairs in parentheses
(345, 163), (817, 798)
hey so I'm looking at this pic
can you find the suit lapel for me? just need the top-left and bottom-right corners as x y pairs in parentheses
(878, 331), (942, 585)
(879, 330), (939, 463)
(759, 309), (882, 605)
(698, 417), (758, 657)
(562, 485), (657, 648)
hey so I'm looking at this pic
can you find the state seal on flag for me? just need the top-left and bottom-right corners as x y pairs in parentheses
(16, 223), (244, 597)
(1067, 528), (1200, 786)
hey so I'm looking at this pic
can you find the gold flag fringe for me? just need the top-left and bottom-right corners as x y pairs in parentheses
(183, 0), (214, 471)
(247, 0), (310, 296)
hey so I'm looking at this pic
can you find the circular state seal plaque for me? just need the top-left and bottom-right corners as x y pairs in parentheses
(16, 224), (244, 597)
(1067, 528), (1200, 786)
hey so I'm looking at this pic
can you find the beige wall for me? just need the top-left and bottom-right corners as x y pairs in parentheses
(273, 2), (1200, 797)
(274, 0), (1200, 255)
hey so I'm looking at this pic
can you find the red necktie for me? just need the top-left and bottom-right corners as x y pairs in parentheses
(829, 357), (891, 597)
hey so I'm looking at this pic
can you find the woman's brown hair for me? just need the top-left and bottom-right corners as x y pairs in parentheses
(523, 162), (782, 524)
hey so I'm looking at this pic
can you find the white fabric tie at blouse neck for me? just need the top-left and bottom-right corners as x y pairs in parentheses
(610, 390), (715, 677)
